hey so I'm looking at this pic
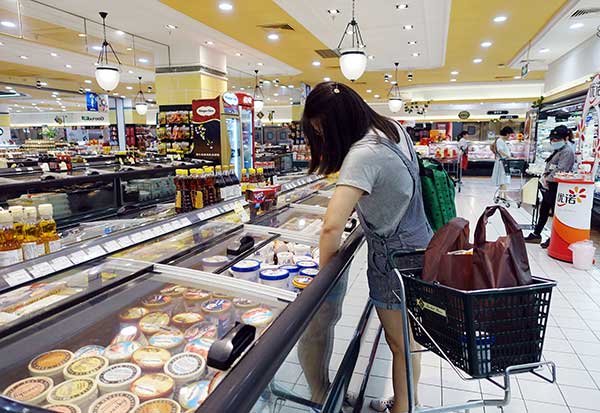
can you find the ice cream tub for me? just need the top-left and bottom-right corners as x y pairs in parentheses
(178, 380), (210, 411)
(130, 373), (174, 402)
(28, 349), (74, 382)
(42, 403), (81, 413)
(118, 307), (149, 327)
(171, 312), (204, 330)
(201, 299), (233, 337)
(183, 321), (218, 342)
(183, 338), (215, 360)
(140, 295), (173, 315)
(96, 363), (141, 394)
(88, 391), (139, 413)
(104, 341), (142, 365)
(73, 345), (105, 359)
(259, 269), (289, 289)
(183, 289), (212, 313)
(149, 326), (184, 353)
(200, 255), (229, 272)
(232, 297), (259, 320)
(241, 307), (274, 335)
(46, 378), (98, 411)
(296, 260), (318, 271)
(299, 268), (319, 278)
(2, 376), (54, 406)
(133, 398), (180, 413)
(163, 352), (206, 390)
(138, 312), (170, 335)
(63, 355), (109, 380)
(230, 259), (261, 282)
(132, 346), (171, 372)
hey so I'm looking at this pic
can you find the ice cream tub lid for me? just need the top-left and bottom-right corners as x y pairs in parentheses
(280, 265), (299, 273)
(43, 403), (81, 413)
(296, 260), (318, 269)
(259, 269), (289, 281)
(299, 268), (319, 277)
(73, 345), (105, 359)
(208, 372), (225, 394)
(178, 380), (210, 410)
(48, 378), (97, 402)
(201, 255), (229, 265)
(232, 297), (258, 309)
(139, 312), (170, 334)
(119, 307), (149, 322)
(231, 259), (261, 272)
(172, 312), (204, 325)
(184, 322), (218, 342)
(184, 338), (214, 359)
(241, 307), (273, 327)
(134, 398), (180, 413)
(183, 289), (211, 301)
(63, 355), (109, 378)
(149, 328), (184, 349)
(164, 352), (206, 380)
(211, 291), (234, 300)
(159, 285), (187, 297)
(104, 341), (142, 362)
(3, 376), (53, 402)
(132, 346), (171, 370)
(88, 391), (139, 413)
(97, 363), (141, 386)
(292, 275), (314, 289)
(141, 295), (171, 308)
(201, 299), (232, 314)
(29, 349), (74, 373)
(130, 374), (174, 401)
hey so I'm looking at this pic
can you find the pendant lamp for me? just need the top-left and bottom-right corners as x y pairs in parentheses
(253, 69), (264, 113)
(95, 12), (122, 91)
(134, 77), (148, 115)
(337, 0), (367, 81)
(388, 62), (403, 113)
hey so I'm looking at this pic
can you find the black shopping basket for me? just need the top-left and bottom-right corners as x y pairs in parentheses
(391, 251), (556, 379)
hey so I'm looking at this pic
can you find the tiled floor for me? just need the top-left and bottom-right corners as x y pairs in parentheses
(359, 178), (600, 413)
(269, 177), (600, 413)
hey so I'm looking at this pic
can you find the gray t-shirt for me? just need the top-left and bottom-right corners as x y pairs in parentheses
(337, 129), (415, 237)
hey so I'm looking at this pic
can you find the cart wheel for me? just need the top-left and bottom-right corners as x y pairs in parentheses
(494, 197), (500, 204)
(517, 202), (522, 208)
(504, 201), (511, 208)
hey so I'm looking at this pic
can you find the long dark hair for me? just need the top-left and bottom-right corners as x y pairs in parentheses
(301, 82), (400, 174)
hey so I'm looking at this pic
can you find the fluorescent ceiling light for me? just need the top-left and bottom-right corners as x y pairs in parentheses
(366, 89), (372, 93)
(19, 55), (28, 59)
(138, 58), (149, 63)
(115, 30), (125, 35)
(65, 64), (72, 68)
(450, 79), (457, 82)
(480, 41), (492, 48)
(235, 52), (242, 56)
(165, 24), (178, 30)
(324, 77), (331, 81)
(288, 85), (294, 88)
(84, 80), (92, 84)
(218, 2), (233, 11)
(493, 15), (507, 23)
(126, 86), (133, 90)
(50, 52), (58, 57)
(408, 41), (417, 45)
(128, 70), (134, 74)
(412, 52), (420, 57)
(257, 62), (264, 66)
(1, 21), (16, 28)
(84, 88), (91, 92)
(373, 94), (380, 98)
(205, 41), (214, 46)
(450, 70), (459, 75)
(92, 45), (103, 51)
(368, 55), (375, 60)
(473, 58), (483, 64)
(514, 75), (521, 79)
(267, 33), (279, 41)
(39, 82), (47, 86)
(312, 61), (321, 66)
(78, 33), (87, 37)
(396, 4), (408, 9)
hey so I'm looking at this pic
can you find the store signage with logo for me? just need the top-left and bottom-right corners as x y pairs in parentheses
(577, 73), (600, 174)
(196, 106), (216, 117)
(487, 110), (509, 115)
(458, 111), (470, 120)
(10, 112), (110, 127)
(223, 92), (239, 106)
(521, 63), (529, 79)
(86, 92), (99, 111)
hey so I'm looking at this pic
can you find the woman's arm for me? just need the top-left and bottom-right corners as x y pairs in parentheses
(319, 185), (364, 269)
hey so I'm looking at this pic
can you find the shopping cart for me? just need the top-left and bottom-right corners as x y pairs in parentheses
(389, 250), (556, 413)
(494, 159), (527, 208)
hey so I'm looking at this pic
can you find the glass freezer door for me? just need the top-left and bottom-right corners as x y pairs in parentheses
(225, 116), (242, 178)
(240, 108), (254, 170)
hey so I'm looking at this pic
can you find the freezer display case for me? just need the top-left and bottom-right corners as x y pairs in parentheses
(0, 261), (292, 413)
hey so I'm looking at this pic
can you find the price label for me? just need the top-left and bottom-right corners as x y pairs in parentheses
(116, 236), (133, 249)
(233, 201), (250, 223)
(141, 229), (155, 240)
(69, 250), (89, 264)
(86, 245), (106, 259)
(26, 167), (34, 172)
(151, 227), (164, 237)
(40, 163), (50, 172)
(130, 232), (146, 243)
(197, 212), (208, 221)
(179, 217), (192, 226)
(29, 262), (54, 279)
(171, 220), (184, 230)
(161, 223), (176, 233)
(103, 240), (121, 253)
(14, 168), (21, 172)
(4, 269), (32, 287)
(50, 256), (73, 272)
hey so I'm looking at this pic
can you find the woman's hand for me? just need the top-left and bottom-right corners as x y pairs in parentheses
(319, 185), (364, 269)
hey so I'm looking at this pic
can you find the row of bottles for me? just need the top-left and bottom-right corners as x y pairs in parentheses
(241, 165), (275, 193)
(255, 162), (277, 184)
(38, 153), (73, 172)
(174, 166), (241, 214)
(0, 204), (61, 266)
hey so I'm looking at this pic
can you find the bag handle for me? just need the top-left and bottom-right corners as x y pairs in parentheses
(474, 205), (521, 246)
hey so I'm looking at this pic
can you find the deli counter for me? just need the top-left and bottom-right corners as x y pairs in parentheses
(0, 174), (371, 413)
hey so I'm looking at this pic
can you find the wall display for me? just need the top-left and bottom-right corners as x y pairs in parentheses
(157, 108), (193, 156)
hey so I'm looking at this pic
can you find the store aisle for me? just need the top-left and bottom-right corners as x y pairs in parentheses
(360, 177), (600, 413)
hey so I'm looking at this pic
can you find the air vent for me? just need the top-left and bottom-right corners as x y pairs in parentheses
(315, 49), (340, 59)
(257, 23), (295, 31)
(571, 8), (600, 18)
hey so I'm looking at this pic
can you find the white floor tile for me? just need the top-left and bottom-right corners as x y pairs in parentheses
(560, 385), (600, 410)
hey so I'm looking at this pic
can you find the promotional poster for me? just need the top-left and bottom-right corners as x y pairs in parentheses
(192, 98), (222, 161)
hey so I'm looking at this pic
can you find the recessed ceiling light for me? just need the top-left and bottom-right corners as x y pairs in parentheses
(493, 15), (507, 23)
(0, 42), (3, 46)
(218, 2), (233, 11)
(65, 64), (72, 68)
(328, 9), (340, 15)
(257, 62), (264, 66)
(366, 89), (372, 93)
(39, 82), (47, 86)
(50, 52), (58, 57)
(52, 92), (59, 96)
(84, 88), (91, 92)
(368, 55), (375, 60)
(121, 95), (126, 98)
(450, 78), (457, 82)
(539, 48), (550, 53)
(396, 4), (409, 9)
(450, 70), (459, 75)
(1, 21), (16, 28)
(288, 85), (294, 88)
(324, 77), (331, 81)
(115, 30), (125, 36)
(126, 86), (133, 90)
(480, 41), (492, 48)
(165, 24), (178, 30)
(412, 52), (420, 57)
(31, 103), (36, 106)
(312, 61), (321, 66)
(403, 25), (414, 30)
(514, 75), (521, 79)
(235, 52), (242, 56)
(205, 41), (214, 46)
(273, 93), (279, 97)
(267, 33), (279, 41)
(126, 47), (133, 51)
(407, 41), (417, 45)
(569, 22), (584, 30)
(91, 45), (102, 51)
(19, 55), (28, 59)
(240, 87), (245, 91)
(55, 98), (61, 101)
(473, 58), (483, 64)
(374, 94), (380, 98)
(78, 33), (87, 37)
(262, 80), (271, 84)
(4, 86), (12, 90)
(138, 58), (149, 63)
(128, 70), (134, 74)
(113, 92), (119, 96)
(84, 80), (92, 84)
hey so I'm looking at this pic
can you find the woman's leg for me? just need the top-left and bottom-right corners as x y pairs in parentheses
(376, 307), (421, 413)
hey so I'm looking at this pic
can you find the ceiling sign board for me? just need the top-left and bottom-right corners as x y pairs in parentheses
(487, 110), (509, 115)
(500, 115), (519, 119)
(521, 63), (529, 79)
(458, 111), (470, 120)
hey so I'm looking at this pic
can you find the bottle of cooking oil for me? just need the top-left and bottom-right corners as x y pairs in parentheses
(8, 206), (25, 246)
(0, 210), (22, 266)
(21, 206), (41, 260)
(38, 204), (61, 254)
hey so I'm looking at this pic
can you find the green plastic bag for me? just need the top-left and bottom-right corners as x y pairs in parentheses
(419, 157), (456, 232)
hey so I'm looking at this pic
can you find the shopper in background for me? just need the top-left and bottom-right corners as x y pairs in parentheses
(301, 82), (433, 413)
(525, 125), (576, 247)
(457, 131), (469, 171)
(490, 126), (513, 193)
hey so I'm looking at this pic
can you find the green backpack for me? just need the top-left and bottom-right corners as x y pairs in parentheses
(418, 156), (457, 232)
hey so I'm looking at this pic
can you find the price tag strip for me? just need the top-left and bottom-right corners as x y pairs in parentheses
(29, 262), (55, 279)
(50, 256), (73, 272)
(4, 269), (32, 287)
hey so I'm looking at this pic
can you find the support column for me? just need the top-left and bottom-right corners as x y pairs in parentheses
(115, 97), (126, 151)
(0, 104), (10, 145)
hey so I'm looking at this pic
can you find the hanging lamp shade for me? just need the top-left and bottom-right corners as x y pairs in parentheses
(134, 76), (148, 115)
(252, 69), (264, 113)
(387, 62), (403, 113)
(340, 49), (367, 82)
(136, 102), (148, 115)
(95, 12), (122, 91)
(388, 97), (403, 113)
(254, 99), (264, 113)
